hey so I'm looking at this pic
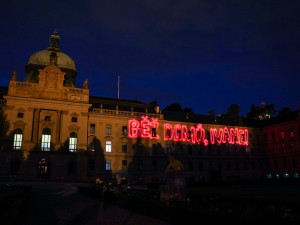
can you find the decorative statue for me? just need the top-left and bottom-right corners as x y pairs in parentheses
(11, 70), (17, 81)
(83, 79), (88, 89)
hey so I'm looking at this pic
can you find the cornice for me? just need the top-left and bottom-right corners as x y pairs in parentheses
(4, 96), (92, 108)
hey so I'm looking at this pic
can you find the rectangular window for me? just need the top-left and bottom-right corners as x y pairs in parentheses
(152, 128), (157, 138)
(69, 136), (77, 152)
(106, 160), (111, 170)
(13, 133), (22, 150)
(71, 117), (77, 122)
(106, 141), (112, 152)
(45, 116), (51, 121)
(122, 160), (127, 171)
(90, 124), (95, 134)
(17, 112), (23, 118)
(122, 142), (127, 153)
(41, 134), (51, 151)
(122, 126), (127, 136)
(106, 125), (112, 135)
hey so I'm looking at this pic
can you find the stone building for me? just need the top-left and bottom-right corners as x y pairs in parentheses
(0, 31), (299, 184)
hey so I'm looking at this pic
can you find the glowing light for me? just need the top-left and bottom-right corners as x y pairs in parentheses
(128, 117), (249, 146)
(128, 119), (140, 138)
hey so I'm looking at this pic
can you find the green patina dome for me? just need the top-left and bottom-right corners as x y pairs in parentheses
(24, 30), (77, 87)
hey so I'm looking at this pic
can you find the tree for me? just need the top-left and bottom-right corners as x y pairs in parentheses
(224, 104), (240, 125)
(0, 107), (10, 151)
(208, 109), (216, 122)
(278, 107), (293, 117)
(163, 103), (182, 112)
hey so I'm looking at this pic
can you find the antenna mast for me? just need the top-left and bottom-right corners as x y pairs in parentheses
(118, 75), (120, 99)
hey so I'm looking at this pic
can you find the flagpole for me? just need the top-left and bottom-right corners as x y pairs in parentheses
(118, 75), (120, 99)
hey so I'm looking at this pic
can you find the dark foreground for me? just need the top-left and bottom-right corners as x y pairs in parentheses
(1, 182), (169, 225)
(2, 181), (300, 225)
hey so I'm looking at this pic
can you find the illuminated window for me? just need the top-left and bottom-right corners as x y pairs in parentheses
(122, 142), (127, 153)
(293, 173), (299, 179)
(41, 128), (51, 151)
(13, 128), (23, 150)
(281, 144), (286, 151)
(122, 160), (127, 171)
(106, 160), (111, 170)
(106, 125), (112, 135)
(122, 126), (127, 136)
(275, 174), (280, 179)
(69, 132), (77, 152)
(71, 117), (77, 122)
(17, 112), (23, 118)
(283, 173), (289, 178)
(266, 174), (272, 179)
(106, 141), (111, 152)
(90, 124), (95, 134)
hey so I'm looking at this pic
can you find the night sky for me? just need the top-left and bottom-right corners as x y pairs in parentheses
(0, 0), (299, 116)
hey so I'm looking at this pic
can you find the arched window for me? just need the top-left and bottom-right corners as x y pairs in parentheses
(69, 132), (77, 152)
(13, 128), (23, 150)
(41, 128), (51, 151)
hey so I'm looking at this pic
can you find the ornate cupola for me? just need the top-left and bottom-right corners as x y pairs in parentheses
(24, 30), (77, 87)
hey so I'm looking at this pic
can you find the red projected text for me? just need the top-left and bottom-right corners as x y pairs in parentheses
(128, 117), (248, 146)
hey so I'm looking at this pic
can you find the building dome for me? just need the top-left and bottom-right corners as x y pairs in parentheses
(28, 49), (76, 71)
(24, 30), (77, 87)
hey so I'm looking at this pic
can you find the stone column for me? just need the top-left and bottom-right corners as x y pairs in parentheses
(56, 110), (62, 145)
(32, 108), (41, 143)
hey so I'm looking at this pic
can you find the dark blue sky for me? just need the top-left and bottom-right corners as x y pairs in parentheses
(0, 0), (299, 115)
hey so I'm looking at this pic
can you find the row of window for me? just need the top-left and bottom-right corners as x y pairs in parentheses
(13, 128), (78, 152)
(89, 124), (128, 136)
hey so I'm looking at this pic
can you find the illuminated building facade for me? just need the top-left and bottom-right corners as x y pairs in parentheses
(0, 32), (299, 184)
